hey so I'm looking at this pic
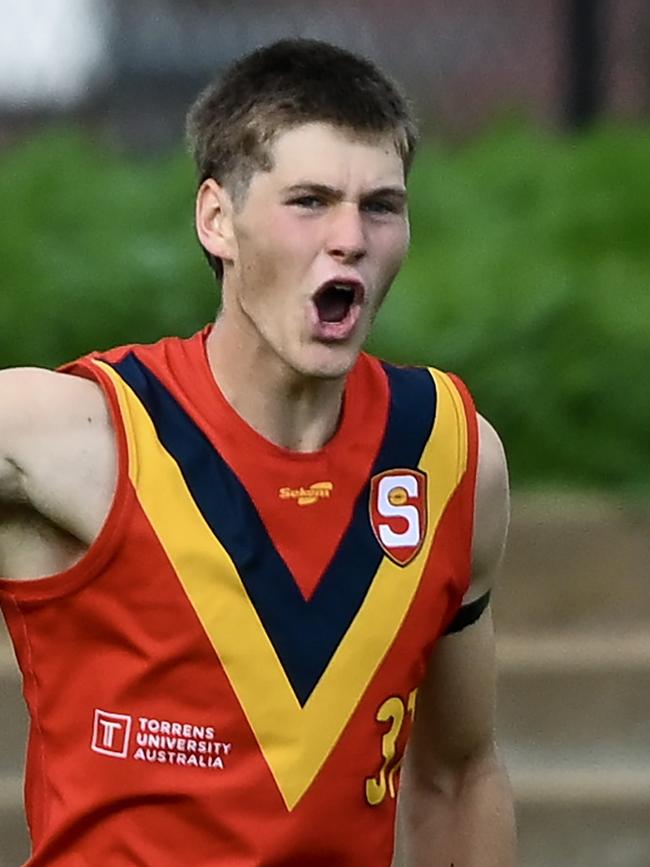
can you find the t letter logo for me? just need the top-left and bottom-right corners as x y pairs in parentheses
(91, 709), (132, 758)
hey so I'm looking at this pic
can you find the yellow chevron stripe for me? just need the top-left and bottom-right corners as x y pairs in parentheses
(94, 361), (467, 810)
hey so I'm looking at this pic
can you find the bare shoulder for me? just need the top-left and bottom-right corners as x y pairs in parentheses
(470, 415), (510, 595)
(0, 367), (109, 504)
(0, 366), (105, 415)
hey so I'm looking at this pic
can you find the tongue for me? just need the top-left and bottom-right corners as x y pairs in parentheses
(316, 289), (351, 323)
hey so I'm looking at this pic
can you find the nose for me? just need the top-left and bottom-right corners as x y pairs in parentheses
(326, 203), (366, 264)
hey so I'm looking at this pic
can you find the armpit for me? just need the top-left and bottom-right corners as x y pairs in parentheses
(0, 455), (28, 505)
(0, 499), (86, 580)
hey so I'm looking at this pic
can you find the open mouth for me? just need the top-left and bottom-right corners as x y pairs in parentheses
(313, 280), (364, 325)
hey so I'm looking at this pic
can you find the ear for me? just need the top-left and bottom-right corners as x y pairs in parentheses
(195, 179), (236, 264)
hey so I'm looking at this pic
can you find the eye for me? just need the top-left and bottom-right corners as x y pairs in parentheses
(288, 195), (326, 210)
(362, 200), (400, 215)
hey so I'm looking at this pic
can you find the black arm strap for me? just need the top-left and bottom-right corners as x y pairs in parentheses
(444, 589), (491, 635)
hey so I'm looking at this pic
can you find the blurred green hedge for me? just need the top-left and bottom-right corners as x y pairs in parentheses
(1, 125), (649, 493)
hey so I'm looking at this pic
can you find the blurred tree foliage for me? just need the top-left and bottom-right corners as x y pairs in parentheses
(1, 125), (649, 493)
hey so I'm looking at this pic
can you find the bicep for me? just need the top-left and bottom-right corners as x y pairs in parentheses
(406, 612), (498, 785)
(465, 414), (510, 602)
(405, 415), (508, 777)
(0, 366), (104, 507)
(0, 368), (43, 504)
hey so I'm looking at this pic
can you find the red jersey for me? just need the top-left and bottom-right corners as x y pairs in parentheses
(0, 327), (478, 866)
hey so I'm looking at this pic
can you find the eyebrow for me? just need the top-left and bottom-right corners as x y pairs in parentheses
(282, 182), (407, 202)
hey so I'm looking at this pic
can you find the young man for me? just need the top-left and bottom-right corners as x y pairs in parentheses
(0, 40), (516, 866)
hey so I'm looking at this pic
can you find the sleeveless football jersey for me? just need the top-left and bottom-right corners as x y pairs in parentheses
(0, 327), (478, 866)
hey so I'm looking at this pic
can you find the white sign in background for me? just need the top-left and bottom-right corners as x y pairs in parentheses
(0, 0), (108, 107)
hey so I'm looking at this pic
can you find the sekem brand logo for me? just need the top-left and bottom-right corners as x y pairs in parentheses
(369, 470), (427, 565)
(92, 709), (132, 758)
(278, 481), (333, 506)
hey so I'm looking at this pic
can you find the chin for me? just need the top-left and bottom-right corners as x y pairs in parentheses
(294, 342), (360, 381)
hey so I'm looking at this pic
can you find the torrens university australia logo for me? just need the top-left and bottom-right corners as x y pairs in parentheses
(369, 469), (428, 565)
(278, 481), (333, 506)
(91, 709), (232, 770)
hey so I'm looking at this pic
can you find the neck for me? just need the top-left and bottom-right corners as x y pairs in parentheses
(206, 317), (347, 452)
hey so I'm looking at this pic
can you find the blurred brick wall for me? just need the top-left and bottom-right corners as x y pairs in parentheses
(608, 0), (650, 116)
(346, 0), (562, 134)
(102, 0), (563, 139)
(0, 0), (648, 145)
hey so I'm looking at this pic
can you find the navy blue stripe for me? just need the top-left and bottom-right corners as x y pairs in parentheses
(112, 355), (436, 704)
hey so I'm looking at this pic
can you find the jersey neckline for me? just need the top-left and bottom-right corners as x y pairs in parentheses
(184, 324), (373, 465)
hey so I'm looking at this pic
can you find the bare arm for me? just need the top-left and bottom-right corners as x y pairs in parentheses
(0, 368), (52, 505)
(393, 415), (517, 867)
(0, 367), (115, 573)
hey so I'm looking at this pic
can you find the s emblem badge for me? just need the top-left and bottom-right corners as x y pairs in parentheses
(369, 470), (427, 565)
